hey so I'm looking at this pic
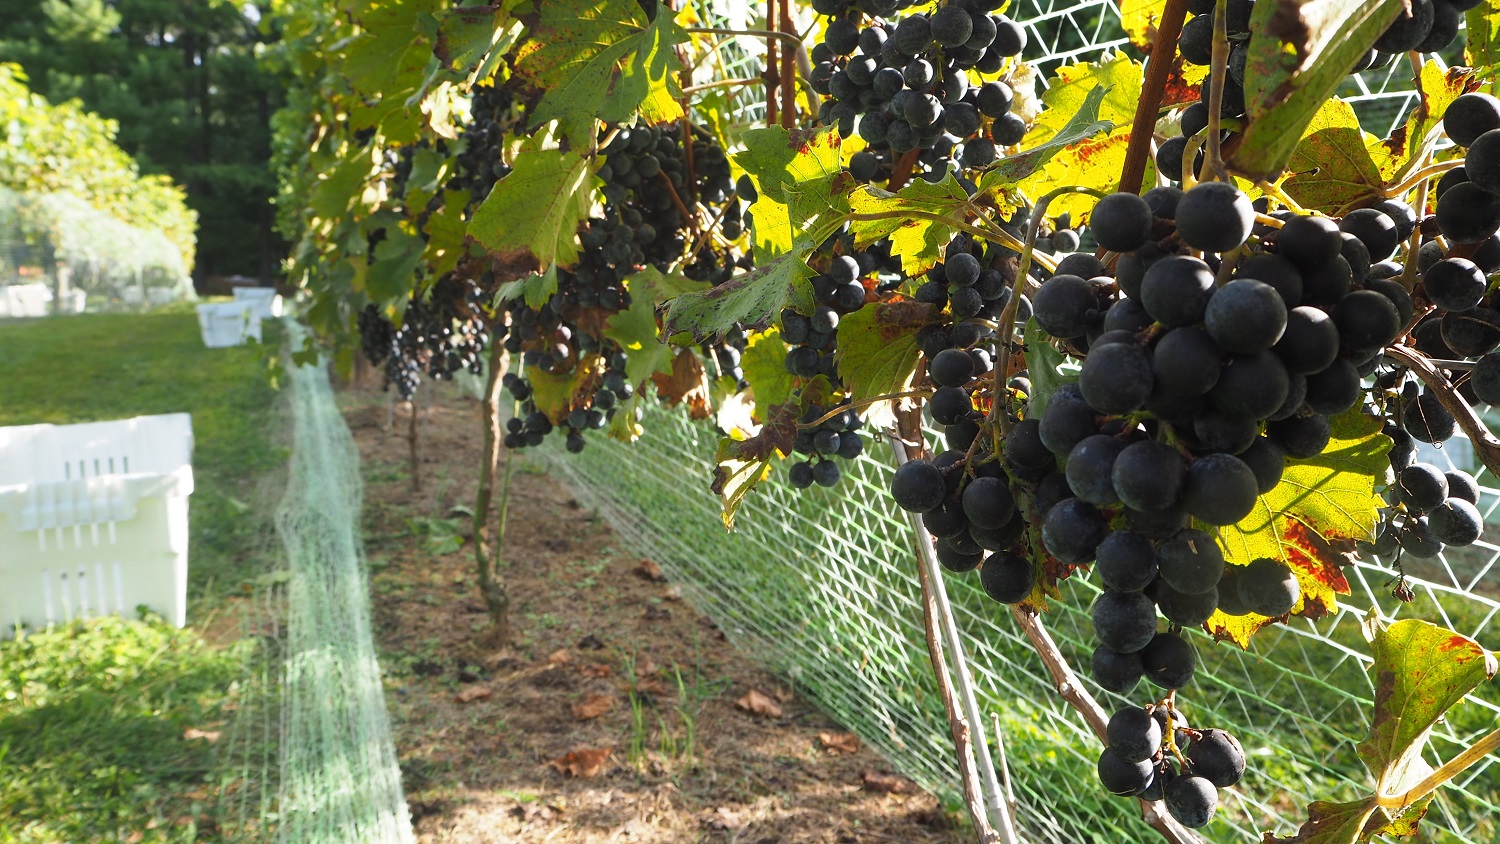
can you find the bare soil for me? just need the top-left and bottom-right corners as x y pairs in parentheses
(340, 378), (968, 844)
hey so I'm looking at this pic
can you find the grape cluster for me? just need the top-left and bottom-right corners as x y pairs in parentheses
(357, 277), (490, 400)
(789, 402), (867, 488)
(1435, 92), (1500, 246)
(452, 83), (517, 198)
(1098, 705), (1244, 829)
(808, 0), (1028, 180)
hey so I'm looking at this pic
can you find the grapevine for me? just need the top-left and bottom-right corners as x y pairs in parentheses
(270, 0), (1500, 841)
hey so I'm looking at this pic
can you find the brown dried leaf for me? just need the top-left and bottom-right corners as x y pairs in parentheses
(704, 807), (745, 829)
(572, 693), (615, 721)
(818, 732), (861, 754)
(549, 746), (613, 778)
(577, 662), (613, 678)
(651, 351), (712, 420)
(547, 648), (573, 666)
(183, 728), (221, 742)
(636, 654), (658, 676)
(455, 684), (493, 703)
(634, 559), (666, 581)
(734, 689), (784, 718)
(860, 770), (912, 793)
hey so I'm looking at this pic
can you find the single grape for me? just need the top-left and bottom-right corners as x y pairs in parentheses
(1043, 498), (1111, 563)
(1207, 352), (1290, 422)
(1239, 437), (1286, 494)
(1424, 258), (1487, 313)
(1066, 434), (1128, 505)
(1267, 412), (1332, 459)
(892, 459), (948, 512)
(1429, 498), (1482, 546)
(936, 542), (985, 572)
(1276, 215), (1344, 271)
(1186, 729), (1246, 788)
(1435, 182), (1500, 244)
(1399, 463), (1449, 511)
(1092, 589), (1159, 654)
(979, 551), (1036, 603)
(1098, 747), (1154, 796)
(813, 459), (841, 487)
(1140, 631), (1197, 689)
(1175, 182), (1254, 253)
(1204, 279), (1289, 353)
(930, 347), (976, 388)
(930, 4), (974, 46)
(1107, 707), (1163, 763)
(1164, 776), (1219, 828)
(1445, 470), (1481, 504)
(1403, 390), (1457, 443)
(1095, 531), (1160, 592)
(1237, 557), (1300, 617)
(1079, 342), (1155, 415)
(1183, 453), (1259, 526)
(1158, 528), (1225, 595)
(1091, 192), (1155, 253)
(1340, 207), (1401, 262)
(1092, 645), (1144, 693)
(1112, 440), (1188, 514)
(1304, 358), (1362, 416)
(1154, 580), (1219, 627)
(1033, 274), (1097, 338)
(1467, 128), (1500, 194)
(1141, 256), (1216, 327)
(962, 476), (1016, 529)
(1153, 326), (1222, 396)
(1400, 515), (1445, 558)
(1445, 92), (1500, 147)
(1237, 252), (1303, 307)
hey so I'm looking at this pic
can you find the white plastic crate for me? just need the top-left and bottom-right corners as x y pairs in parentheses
(197, 300), (263, 347)
(0, 283), (53, 318)
(232, 286), (284, 319)
(0, 414), (194, 635)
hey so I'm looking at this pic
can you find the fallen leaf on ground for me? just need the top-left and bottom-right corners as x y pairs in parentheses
(644, 605), (672, 621)
(572, 693), (615, 720)
(636, 654), (658, 676)
(735, 689), (783, 718)
(635, 559), (666, 581)
(818, 732), (860, 754)
(704, 807), (744, 829)
(454, 684), (493, 703)
(861, 770), (912, 793)
(577, 662), (612, 678)
(635, 678), (667, 696)
(509, 802), (560, 822)
(547, 648), (572, 666)
(578, 634), (605, 650)
(663, 585), (683, 601)
(550, 746), (613, 778)
(183, 728), (221, 742)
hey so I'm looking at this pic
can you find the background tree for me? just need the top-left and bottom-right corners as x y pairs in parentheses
(0, 0), (286, 285)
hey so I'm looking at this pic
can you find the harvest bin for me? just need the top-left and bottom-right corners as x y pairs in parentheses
(197, 300), (262, 347)
(0, 414), (194, 636)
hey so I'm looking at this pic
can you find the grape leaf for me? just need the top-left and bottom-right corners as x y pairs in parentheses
(662, 127), (852, 343)
(1231, 0), (1406, 180)
(1359, 620), (1499, 796)
(495, 264), (558, 310)
(740, 329), (794, 415)
(433, 3), (523, 77)
(1207, 409), (1390, 647)
(835, 300), (935, 417)
(367, 224), (425, 303)
(1269, 621), (1498, 844)
(422, 189), (471, 278)
(605, 268), (687, 389)
(1161, 55), (1211, 108)
(1381, 62), (1481, 184)
(513, 0), (688, 147)
(1281, 98), (1386, 214)
(977, 83), (1113, 194)
(712, 401), (798, 529)
(468, 141), (600, 280)
(1466, 0), (1500, 83)
(1120, 0), (1170, 52)
(527, 353), (601, 424)
(340, 1), (438, 143)
(652, 350), (712, 419)
(1022, 317), (1074, 420)
(848, 175), (973, 276)
(1021, 131), (1141, 220)
(1024, 53), (1143, 140)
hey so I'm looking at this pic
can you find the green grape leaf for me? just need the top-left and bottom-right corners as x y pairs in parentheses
(495, 264), (558, 310)
(1466, 0), (1500, 84)
(977, 83), (1113, 193)
(835, 300), (935, 414)
(663, 126), (852, 343)
(1231, 0), (1406, 180)
(433, 3), (523, 76)
(310, 145), (374, 221)
(1281, 97), (1385, 214)
(1271, 622), (1497, 844)
(340, 1), (438, 143)
(1022, 317), (1074, 420)
(1359, 619), (1499, 795)
(514, 0), (688, 147)
(1207, 409), (1390, 648)
(1381, 62), (1481, 184)
(468, 141), (600, 279)
(367, 225), (426, 303)
(527, 353), (601, 424)
(712, 401), (798, 529)
(740, 328), (794, 415)
(661, 251), (817, 344)
(849, 175), (972, 276)
(606, 267), (683, 388)
(1120, 0), (1170, 52)
(421, 189), (471, 278)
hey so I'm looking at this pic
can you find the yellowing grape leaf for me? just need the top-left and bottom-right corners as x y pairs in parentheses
(1359, 620), (1498, 796)
(513, 0), (688, 147)
(849, 174), (973, 276)
(1207, 409), (1389, 647)
(663, 127), (853, 343)
(468, 141), (600, 280)
(1025, 53), (1142, 140)
(1466, 0), (1500, 82)
(528, 353), (601, 424)
(1281, 98), (1386, 214)
(740, 329), (794, 415)
(1232, 0), (1406, 180)
(1381, 62), (1480, 184)
(1120, 0), (1170, 52)
(340, 0), (439, 143)
(712, 401), (797, 530)
(977, 83), (1113, 195)
(1018, 130), (1140, 220)
(835, 300), (935, 417)
(1271, 621), (1497, 844)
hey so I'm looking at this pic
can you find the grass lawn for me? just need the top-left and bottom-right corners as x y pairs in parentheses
(0, 306), (285, 842)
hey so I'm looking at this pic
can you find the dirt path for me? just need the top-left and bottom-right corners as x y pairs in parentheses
(340, 379), (967, 844)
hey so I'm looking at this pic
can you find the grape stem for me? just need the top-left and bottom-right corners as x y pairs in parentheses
(888, 435), (1017, 844)
(1375, 722), (1500, 812)
(1006, 607), (1204, 843)
(680, 77), (762, 95)
(1117, 0), (1192, 195)
(1201, 0), (1231, 183)
(687, 26), (805, 50)
(1381, 159), (1465, 199)
(796, 390), (933, 429)
(1257, 180), (1309, 215)
(472, 335), (514, 646)
(1383, 344), (1500, 477)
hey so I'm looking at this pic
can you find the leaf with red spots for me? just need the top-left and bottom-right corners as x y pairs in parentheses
(834, 300), (936, 418)
(1160, 57), (1209, 108)
(849, 173), (977, 277)
(1381, 62), (1479, 183)
(1120, 0), (1169, 52)
(1208, 409), (1389, 647)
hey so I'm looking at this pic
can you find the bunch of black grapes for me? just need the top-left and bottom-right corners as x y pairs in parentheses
(1098, 705), (1244, 828)
(356, 276), (491, 400)
(789, 402), (867, 488)
(808, 0), (1029, 181)
(452, 83), (517, 199)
